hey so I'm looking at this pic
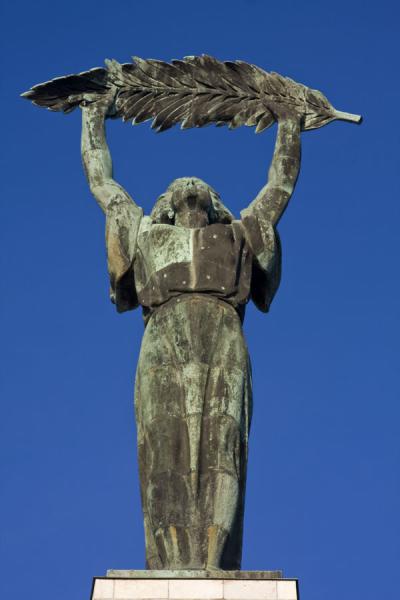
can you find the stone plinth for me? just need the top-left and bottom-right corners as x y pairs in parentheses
(91, 572), (299, 600)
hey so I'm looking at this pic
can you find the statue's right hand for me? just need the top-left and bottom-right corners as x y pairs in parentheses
(68, 86), (118, 118)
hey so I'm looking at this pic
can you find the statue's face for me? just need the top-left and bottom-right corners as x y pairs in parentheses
(169, 177), (212, 228)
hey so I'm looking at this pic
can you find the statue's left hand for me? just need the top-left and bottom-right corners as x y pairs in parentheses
(268, 102), (302, 125)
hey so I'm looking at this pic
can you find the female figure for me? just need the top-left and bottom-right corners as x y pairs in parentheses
(81, 90), (301, 570)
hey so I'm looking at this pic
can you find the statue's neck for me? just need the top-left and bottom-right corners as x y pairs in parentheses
(174, 211), (209, 229)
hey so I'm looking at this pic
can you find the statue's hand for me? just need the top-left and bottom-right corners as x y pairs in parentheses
(68, 86), (118, 118)
(269, 102), (302, 125)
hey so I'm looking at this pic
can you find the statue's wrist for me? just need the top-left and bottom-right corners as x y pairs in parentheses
(82, 105), (107, 121)
(277, 117), (301, 135)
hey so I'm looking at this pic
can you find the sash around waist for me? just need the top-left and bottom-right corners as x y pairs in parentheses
(142, 293), (246, 325)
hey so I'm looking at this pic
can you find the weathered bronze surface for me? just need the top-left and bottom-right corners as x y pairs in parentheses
(21, 55), (361, 132)
(22, 56), (361, 571)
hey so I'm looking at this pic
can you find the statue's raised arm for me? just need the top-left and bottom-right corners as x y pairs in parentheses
(243, 111), (301, 227)
(78, 90), (143, 312)
(239, 112), (301, 313)
(79, 88), (142, 216)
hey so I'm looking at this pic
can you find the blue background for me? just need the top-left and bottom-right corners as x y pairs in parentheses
(1, 1), (399, 599)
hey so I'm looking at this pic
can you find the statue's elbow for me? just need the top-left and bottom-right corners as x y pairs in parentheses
(89, 181), (108, 197)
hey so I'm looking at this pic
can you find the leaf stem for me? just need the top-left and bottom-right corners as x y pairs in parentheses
(333, 109), (363, 124)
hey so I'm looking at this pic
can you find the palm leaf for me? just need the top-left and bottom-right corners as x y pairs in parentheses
(21, 55), (362, 131)
(21, 67), (109, 113)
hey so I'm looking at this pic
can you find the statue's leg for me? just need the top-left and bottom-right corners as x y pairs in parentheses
(135, 301), (206, 569)
(196, 314), (252, 570)
(135, 360), (201, 569)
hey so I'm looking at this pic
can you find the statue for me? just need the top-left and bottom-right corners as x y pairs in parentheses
(22, 56), (361, 571)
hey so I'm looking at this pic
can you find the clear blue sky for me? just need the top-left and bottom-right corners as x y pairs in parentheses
(1, 1), (399, 599)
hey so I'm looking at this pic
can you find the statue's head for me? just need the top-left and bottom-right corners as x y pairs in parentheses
(151, 177), (234, 228)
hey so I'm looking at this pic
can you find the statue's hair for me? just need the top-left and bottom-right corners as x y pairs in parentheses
(150, 178), (234, 225)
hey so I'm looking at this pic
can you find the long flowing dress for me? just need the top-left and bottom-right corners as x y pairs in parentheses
(104, 204), (281, 570)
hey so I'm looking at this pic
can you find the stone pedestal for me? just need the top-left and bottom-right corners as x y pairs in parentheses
(91, 571), (299, 600)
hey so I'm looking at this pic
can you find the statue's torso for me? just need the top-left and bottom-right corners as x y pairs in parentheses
(134, 217), (253, 316)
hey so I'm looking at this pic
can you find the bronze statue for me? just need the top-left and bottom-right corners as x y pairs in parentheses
(22, 55), (361, 571)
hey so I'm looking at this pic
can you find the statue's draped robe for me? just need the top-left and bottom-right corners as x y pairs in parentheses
(105, 200), (281, 569)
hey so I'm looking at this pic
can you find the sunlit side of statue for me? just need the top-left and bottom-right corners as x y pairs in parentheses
(22, 55), (361, 570)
